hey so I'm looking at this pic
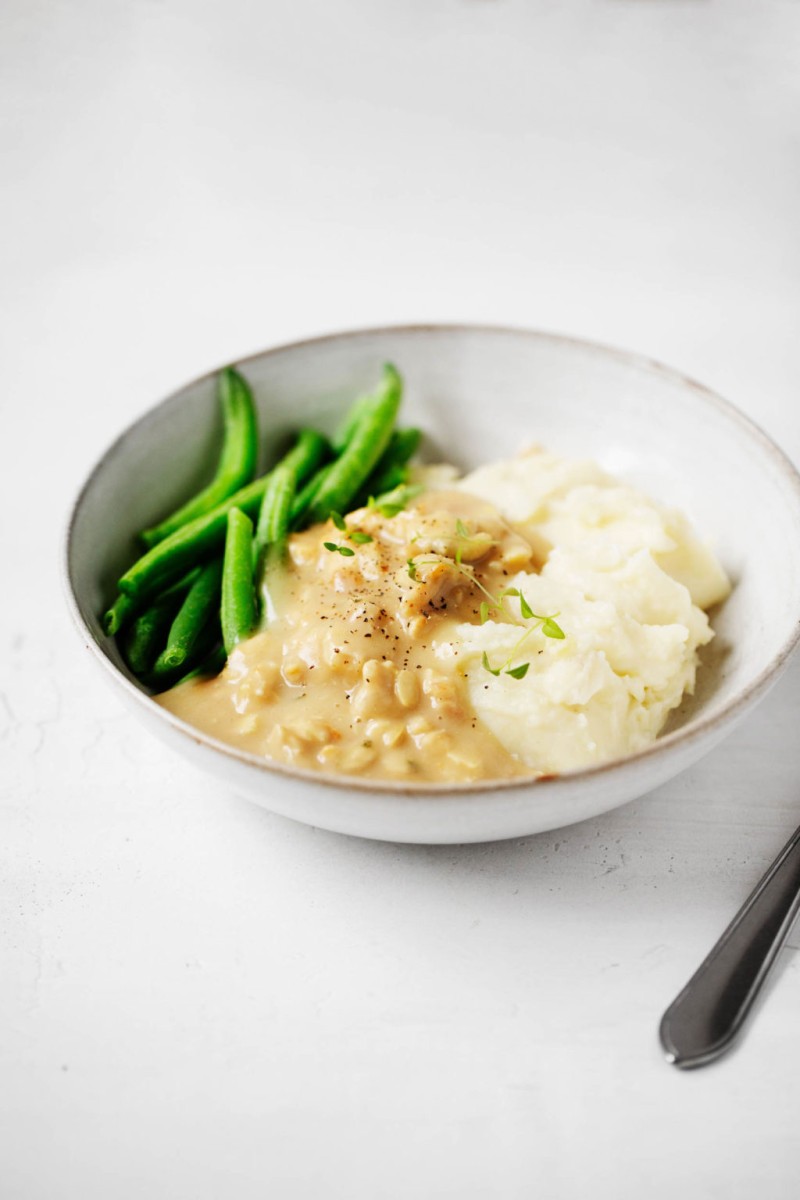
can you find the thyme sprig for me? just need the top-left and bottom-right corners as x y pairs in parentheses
(405, 531), (565, 680)
(479, 597), (564, 679)
(324, 511), (374, 555)
(453, 518), (497, 566)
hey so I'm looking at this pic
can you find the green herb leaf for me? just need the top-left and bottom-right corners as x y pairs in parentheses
(542, 617), (565, 639)
(502, 587), (519, 599)
(331, 512), (347, 531)
(407, 559), (417, 580)
(324, 541), (356, 557)
(479, 601), (490, 625)
(349, 531), (373, 544)
(481, 651), (501, 677)
(506, 662), (530, 679)
(519, 592), (534, 620)
(455, 518), (470, 539)
(370, 483), (423, 518)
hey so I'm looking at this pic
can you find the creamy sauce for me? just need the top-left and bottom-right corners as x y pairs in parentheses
(158, 491), (544, 783)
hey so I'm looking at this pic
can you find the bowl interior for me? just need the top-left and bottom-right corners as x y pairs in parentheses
(69, 327), (800, 727)
(65, 327), (800, 843)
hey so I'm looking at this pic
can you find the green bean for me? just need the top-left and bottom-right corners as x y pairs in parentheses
(103, 590), (139, 637)
(332, 392), (373, 456)
(271, 428), (331, 534)
(306, 364), (402, 524)
(290, 463), (332, 528)
(253, 463), (298, 623)
(172, 641), (227, 686)
(109, 372), (402, 679)
(255, 462), (296, 556)
(153, 558), (223, 675)
(358, 427), (421, 503)
(221, 507), (257, 655)
(371, 464), (407, 497)
(118, 475), (269, 604)
(279, 427), (330, 482)
(139, 367), (259, 548)
(120, 574), (198, 677)
(118, 429), (330, 606)
(148, 616), (223, 691)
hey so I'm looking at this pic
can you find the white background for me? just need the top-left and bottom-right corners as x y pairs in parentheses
(3, 2), (800, 1197)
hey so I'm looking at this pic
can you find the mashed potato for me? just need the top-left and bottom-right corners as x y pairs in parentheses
(433, 447), (730, 774)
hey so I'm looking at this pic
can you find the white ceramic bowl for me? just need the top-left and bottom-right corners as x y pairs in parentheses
(64, 325), (800, 843)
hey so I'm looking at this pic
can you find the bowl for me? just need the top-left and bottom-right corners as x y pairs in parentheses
(64, 325), (800, 843)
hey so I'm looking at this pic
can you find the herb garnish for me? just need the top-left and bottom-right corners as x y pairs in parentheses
(405, 521), (565, 680)
(478, 595), (564, 678)
(325, 512), (374, 554)
(368, 483), (423, 518)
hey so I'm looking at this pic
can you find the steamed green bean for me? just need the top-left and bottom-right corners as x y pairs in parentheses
(359, 427), (421, 502)
(106, 364), (405, 685)
(120, 574), (197, 677)
(118, 475), (269, 605)
(306, 364), (402, 524)
(221, 507), (257, 655)
(140, 367), (258, 548)
(255, 462), (296, 558)
(153, 558), (223, 674)
(119, 429), (330, 606)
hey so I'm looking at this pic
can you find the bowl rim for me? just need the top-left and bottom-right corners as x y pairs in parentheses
(63, 321), (800, 799)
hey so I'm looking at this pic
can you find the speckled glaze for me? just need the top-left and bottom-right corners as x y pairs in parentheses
(64, 326), (800, 843)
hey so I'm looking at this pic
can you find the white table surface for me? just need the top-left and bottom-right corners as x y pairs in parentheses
(3, 2), (800, 1196)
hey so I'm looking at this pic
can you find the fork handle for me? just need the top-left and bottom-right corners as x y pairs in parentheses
(659, 821), (800, 1068)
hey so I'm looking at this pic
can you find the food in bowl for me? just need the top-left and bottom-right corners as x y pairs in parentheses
(103, 361), (730, 786)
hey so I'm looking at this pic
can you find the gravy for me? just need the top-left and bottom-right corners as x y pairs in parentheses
(158, 491), (546, 783)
